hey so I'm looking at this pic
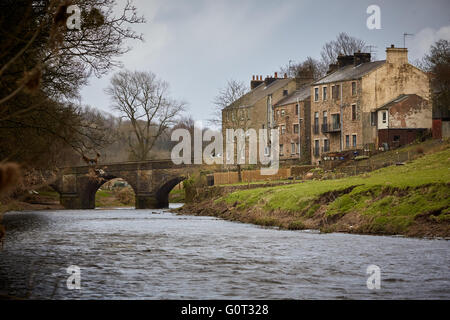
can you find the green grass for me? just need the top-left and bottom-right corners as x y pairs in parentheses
(169, 188), (185, 203)
(217, 146), (450, 235)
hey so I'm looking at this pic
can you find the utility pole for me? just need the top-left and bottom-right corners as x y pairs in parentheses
(403, 33), (414, 48)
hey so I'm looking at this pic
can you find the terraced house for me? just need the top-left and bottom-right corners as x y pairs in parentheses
(310, 45), (431, 165)
(222, 73), (311, 163)
(273, 85), (311, 164)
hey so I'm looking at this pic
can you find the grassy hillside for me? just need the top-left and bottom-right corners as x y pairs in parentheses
(181, 144), (450, 238)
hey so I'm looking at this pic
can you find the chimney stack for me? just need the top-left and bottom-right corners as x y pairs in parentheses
(337, 54), (355, 68)
(250, 74), (264, 90)
(386, 45), (408, 65)
(354, 51), (371, 66)
(327, 63), (339, 74)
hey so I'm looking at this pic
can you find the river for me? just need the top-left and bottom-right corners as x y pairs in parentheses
(0, 204), (449, 299)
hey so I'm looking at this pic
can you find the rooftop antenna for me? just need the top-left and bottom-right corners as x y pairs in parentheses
(403, 33), (414, 49)
(365, 45), (378, 59)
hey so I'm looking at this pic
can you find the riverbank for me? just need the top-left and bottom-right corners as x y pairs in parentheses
(178, 145), (450, 238)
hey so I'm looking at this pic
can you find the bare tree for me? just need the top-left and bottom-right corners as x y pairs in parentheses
(320, 32), (367, 68)
(105, 70), (186, 161)
(217, 81), (252, 182)
(209, 79), (249, 127)
(280, 56), (326, 80)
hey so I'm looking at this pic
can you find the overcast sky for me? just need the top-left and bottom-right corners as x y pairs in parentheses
(80, 0), (450, 125)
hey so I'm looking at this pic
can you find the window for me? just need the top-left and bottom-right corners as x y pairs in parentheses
(295, 104), (299, 115)
(314, 87), (319, 101)
(351, 104), (357, 121)
(264, 146), (270, 156)
(352, 134), (357, 147)
(283, 89), (288, 96)
(247, 109), (251, 120)
(293, 124), (299, 134)
(280, 144), (284, 156)
(370, 112), (377, 126)
(332, 114), (340, 130)
(232, 111), (235, 121)
(323, 87), (328, 101)
(281, 125), (286, 135)
(291, 143), (296, 154)
(296, 143), (300, 155)
(346, 135), (350, 148)
(332, 85), (340, 99)
(394, 135), (400, 142)
(281, 109), (285, 116)
(314, 112), (319, 134)
(240, 110), (244, 120)
(382, 111), (387, 124)
(314, 140), (320, 157)
(351, 82), (357, 96)
(324, 139), (330, 152)
(262, 124), (265, 129)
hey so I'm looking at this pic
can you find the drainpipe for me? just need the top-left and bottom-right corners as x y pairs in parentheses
(340, 83), (343, 152)
(297, 98), (301, 160)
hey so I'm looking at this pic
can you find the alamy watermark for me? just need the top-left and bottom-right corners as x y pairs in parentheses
(171, 121), (280, 175)
(367, 5), (381, 30)
(66, 265), (81, 290)
(366, 265), (381, 290)
(66, 5), (82, 30)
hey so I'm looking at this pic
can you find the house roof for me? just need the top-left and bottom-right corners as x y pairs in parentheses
(274, 85), (311, 107)
(313, 60), (386, 85)
(375, 94), (415, 111)
(224, 78), (293, 110)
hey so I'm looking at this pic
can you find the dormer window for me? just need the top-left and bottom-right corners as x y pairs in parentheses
(283, 89), (288, 96)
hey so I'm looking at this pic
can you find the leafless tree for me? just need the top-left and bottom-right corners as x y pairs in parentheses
(280, 56), (326, 80)
(217, 81), (252, 182)
(105, 70), (186, 161)
(320, 32), (368, 68)
(209, 79), (249, 127)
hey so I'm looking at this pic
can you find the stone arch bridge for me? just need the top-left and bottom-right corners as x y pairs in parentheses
(51, 160), (200, 209)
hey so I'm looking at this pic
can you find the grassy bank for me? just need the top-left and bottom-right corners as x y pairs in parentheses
(179, 144), (450, 238)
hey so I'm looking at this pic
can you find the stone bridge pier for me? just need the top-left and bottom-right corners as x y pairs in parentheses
(52, 161), (197, 210)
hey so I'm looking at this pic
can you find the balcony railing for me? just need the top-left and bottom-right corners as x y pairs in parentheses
(322, 122), (341, 133)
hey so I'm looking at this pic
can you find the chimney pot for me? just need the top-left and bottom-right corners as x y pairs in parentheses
(284, 73), (287, 78)
(252, 75), (255, 81)
(391, 44), (395, 48)
(274, 72), (278, 78)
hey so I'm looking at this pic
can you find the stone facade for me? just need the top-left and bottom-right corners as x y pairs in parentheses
(310, 46), (431, 165)
(221, 74), (311, 164)
(273, 87), (311, 164)
(52, 161), (199, 209)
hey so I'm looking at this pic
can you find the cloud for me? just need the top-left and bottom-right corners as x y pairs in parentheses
(409, 25), (450, 60)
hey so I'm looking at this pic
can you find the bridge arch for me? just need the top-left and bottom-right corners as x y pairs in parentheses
(154, 176), (186, 208)
(82, 173), (138, 209)
(55, 160), (198, 209)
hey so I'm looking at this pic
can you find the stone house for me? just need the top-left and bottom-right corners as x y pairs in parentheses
(273, 86), (311, 163)
(222, 73), (310, 163)
(375, 94), (431, 149)
(310, 46), (431, 165)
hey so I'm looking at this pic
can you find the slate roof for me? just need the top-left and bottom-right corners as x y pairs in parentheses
(273, 85), (311, 107)
(375, 94), (412, 111)
(313, 60), (386, 85)
(224, 78), (293, 109)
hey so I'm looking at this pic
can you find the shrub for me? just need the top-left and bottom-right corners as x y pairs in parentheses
(115, 187), (134, 205)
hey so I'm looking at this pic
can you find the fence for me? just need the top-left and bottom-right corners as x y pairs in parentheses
(214, 168), (292, 185)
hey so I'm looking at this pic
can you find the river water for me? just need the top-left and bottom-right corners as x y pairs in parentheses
(0, 204), (449, 299)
